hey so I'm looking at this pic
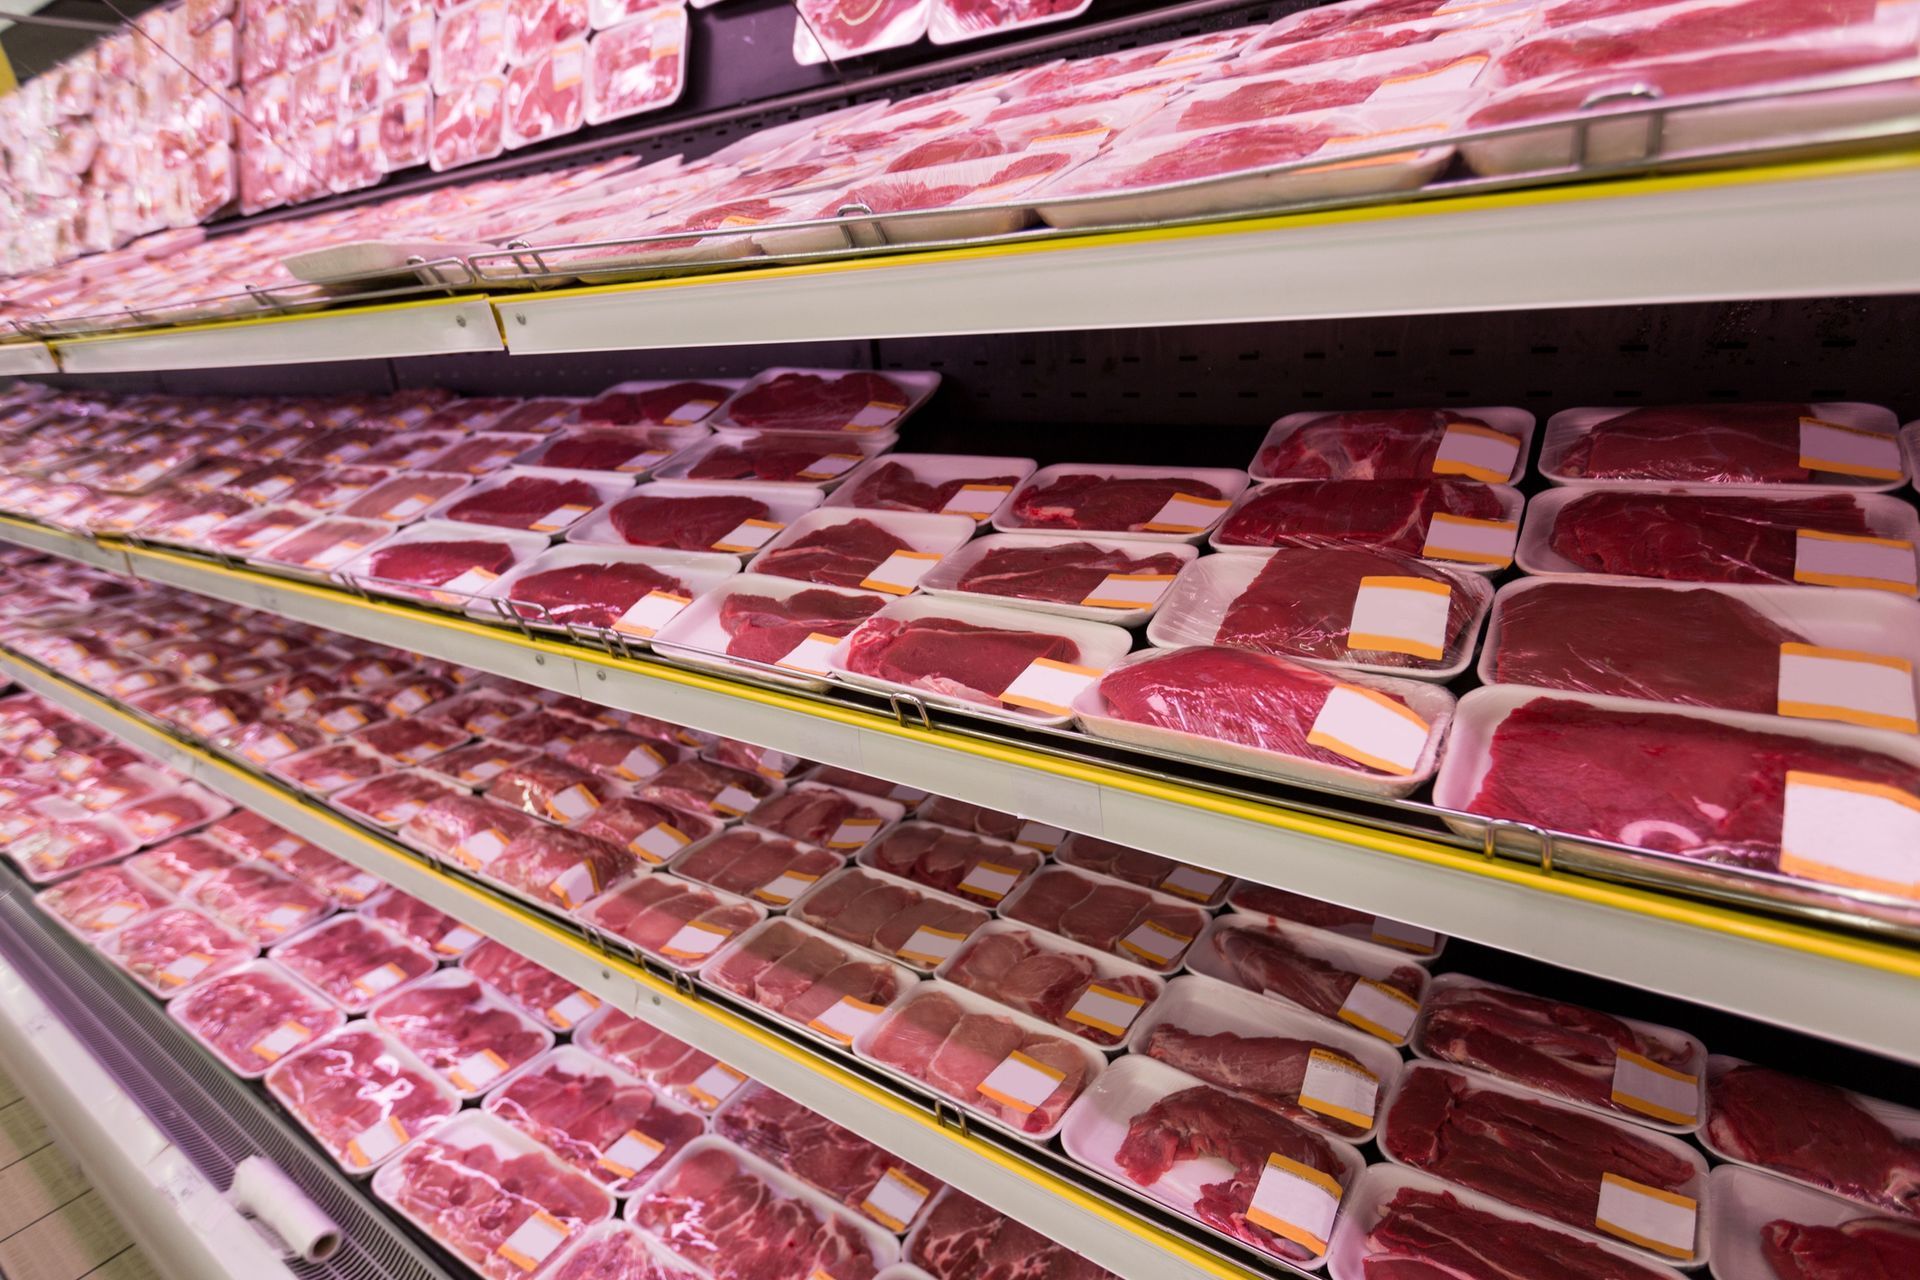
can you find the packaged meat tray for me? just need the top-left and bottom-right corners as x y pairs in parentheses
(99, 905), (258, 999)
(583, 6), (688, 126)
(561, 730), (687, 785)
(1079, 646), (1455, 798)
(1412, 972), (1706, 1133)
(800, 150), (1092, 249)
(1149, 546), (1493, 680)
(265, 1022), (463, 1175)
(1250, 406), (1536, 484)
(1186, 912), (1431, 1046)
(912, 800), (1025, 847)
(332, 769), (469, 832)
(791, 0), (926, 65)
(1433, 685), (1920, 899)
(488, 709), (605, 755)
(668, 827), (845, 906)
(371, 969), (555, 1099)
(430, 467), (629, 535)
(507, 0), (586, 63)
(655, 432), (895, 490)
(1479, 575), (1920, 728)
(432, 0), (505, 92)
(568, 480), (823, 558)
(742, 782), (903, 850)
(339, 520), (552, 612)
(573, 1005), (749, 1112)
(704, 916), (917, 1048)
(488, 754), (622, 823)
(858, 821), (1042, 907)
(373, 1110), (615, 1277)
(994, 463), (1250, 543)
(1705, 1162), (1920, 1280)
(577, 874), (767, 972)
(344, 717), (472, 769)
(712, 368), (940, 439)
(1132, 973), (1403, 1145)
(546, 1222), (705, 1280)
(35, 865), (172, 940)
(997, 864), (1206, 975)
(636, 757), (778, 819)
(935, 919), (1164, 1052)
(1054, 832), (1230, 907)
(903, 1184), (1115, 1279)
(1215, 477), (1526, 571)
(360, 888), (487, 957)
(1326, 1162), (1691, 1280)
(187, 862), (335, 944)
(626, 1137), (900, 1280)
(269, 913), (439, 1012)
(651, 574), (888, 690)
(826, 453), (1035, 523)
(573, 798), (721, 867)
(1227, 882), (1443, 958)
(285, 467), (394, 516)
(1059, 1053), (1365, 1267)
(481, 825), (640, 913)
(421, 689), (536, 738)
(928, 0), (1088, 44)
(703, 738), (805, 781)
(9, 814), (139, 883)
(789, 865), (991, 974)
(167, 959), (347, 1079)
(920, 533), (1196, 627)
(831, 595), (1134, 728)
(1701, 1055), (1920, 1218)
(486, 543), (737, 640)
(513, 428), (698, 481)
(1538, 402), (1905, 492)
(1381, 1061), (1710, 1268)
(253, 516), (395, 578)
(431, 76), (508, 171)
(206, 505), (314, 556)
(269, 742), (388, 795)
(484, 1044), (702, 1195)
(714, 1082), (943, 1231)
(464, 940), (606, 1032)
(578, 380), (740, 430)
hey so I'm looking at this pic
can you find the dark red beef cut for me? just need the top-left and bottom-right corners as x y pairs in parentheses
(847, 460), (1022, 514)
(1217, 547), (1477, 668)
(1143, 1024), (1368, 1137)
(533, 431), (672, 473)
(1764, 1218), (1920, 1280)
(884, 130), (1009, 173)
(506, 561), (690, 628)
(1257, 410), (1502, 480)
(1547, 492), (1874, 583)
(844, 617), (1079, 706)
(364, 540), (517, 588)
(1467, 697), (1920, 871)
(686, 436), (850, 483)
(444, 476), (601, 531)
(724, 371), (914, 434)
(757, 519), (913, 588)
(958, 542), (1185, 604)
(718, 589), (885, 664)
(1708, 1064), (1920, 1216)
(582, 381), (734, 427)
(1365, 1186), (1677, 1280)
(1206, 921), (1423, 1017)
(1013, 474), (1223, 532)
(1559, 404), (1830, 484)
(608, 494), (771, 551)
(1118, 122), (1337, 187)
(1221, 480), (1506, 554)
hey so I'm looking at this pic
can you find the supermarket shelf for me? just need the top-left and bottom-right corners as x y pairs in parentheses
(10, 518), (1920, 1064)
(0, 649), (1270, 1280)
(496, 153), (1920, 354)
(0, 953), (297, 1280)
(0, 342), (57, 376)
(47, 296), (503, 374)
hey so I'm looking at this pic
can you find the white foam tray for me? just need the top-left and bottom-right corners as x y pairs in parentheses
(1185, 911), (1433, 1047)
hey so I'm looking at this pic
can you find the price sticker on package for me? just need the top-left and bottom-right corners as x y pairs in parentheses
(777, 631), (844, 677)
(754, 869), (820, 906)
(545, 784), (602, 824)
(860, 549), (942, 595)
(957, 862), (1024, 902)
(1780, 771), (1920, 900)
(261, 904), (312, 935)
(496, 1210), (572, 1273)
(1298, 1048), (1379, 1131)
(977, 1049), (1066, 1115)
(1422, 512), (1517, 568)
(354, 962), (410, 998)
(1015, 821), (1064, 851)
(1794, 529), (1918, 596)
(550, 45), (584, 90)
(249, 1020), (313, 1063)
(829, 817), (881, 849)
(1244, 1153), (1344, 1256)
(339, 872), (384, 903)
(451, 1049), (509, 1094)
(1369, 917), (1439, 954)
(1307, 684), (1432, 777)
(808, 995), (885, 1045)
(1799, 417), (1904, 481)
(713, 518), (785, 554)
(1347, 576), (1453, 661)
(436, 925), (483, 955)
(860, 1167), (932, 1232)
(631, 822), (690, 864)
(597, 1129), (665, 1181)
(1143, 492), (1232, 534)
(1065, 984), (1148, 1039)
(1596, 1173), (1697, 1261)
(1430, 421), (1522, 483)
(941, 484), (1014, 520)
(1776, 643), (1919, 733)
(454, 828), (511, 870)
(896, 925), (968, 967)
(158, 951), (215, 989)
(1000, 658), (1104, 718)
(845, 400), (907, 431)
(91, 900), (145, 931)
(687, 1062), (747, 1109)
(799, 453), (865, 481)
(1159, 865), (1226, 903)
(712, 785), (758, 817)
(665, 397), (721, 426)
(530, 503), (593, 534)
(432, 565), (498, 604)
(1083, 572), (1175, 610)
(1118, 920), (1192, 969)
(192, 706), (239, 737)
(346, 1117), (409, 1169)
(387, 684), (434, 716)
(614, 743), (665, 781)
(541, 990), (600, 1031)
(661, 919), (733, 961)
(546, 861), (601, 909)
(1338, 979), (1420, 1044)
(1611, 1050), (1699, 1126)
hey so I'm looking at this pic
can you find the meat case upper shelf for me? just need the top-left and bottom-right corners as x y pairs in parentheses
(6, 515), (1920, 1073)
(0, 341), (56, 376)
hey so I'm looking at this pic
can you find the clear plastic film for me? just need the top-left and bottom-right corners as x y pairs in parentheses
(484, 824), (637, 910)
(270, 914), (436, 1011)
(371, 972), (554, 1096)
(486, 1048), (701, 1194)
(170, 961), (345, 1078)
(1542, 402), (1905, 488)
(674, 828), (841, 898)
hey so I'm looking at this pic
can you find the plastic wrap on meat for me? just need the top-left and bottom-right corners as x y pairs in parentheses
(758, 519), (914, 589)
(865, 824), (1039, 904)
(675, 829), (841, 901)
(333, 773), (466, 831)
(716, 1082), (942, 1223)
(958, 541), (1185, 605)
(446, 475), (601, 532)
(350, 719), (470, 770)
(266, 1025), (461, 1169)
(14, 815), (138, 881)
(465, 940), (603, 1030)
(551, 1224), (706, 1280)
(717, 587), (886, 665)
(608, 493), (773, 552)
(946, 929), (1156, 1047)
(562, 731), (683, 783)
(581, 382), (733, 428)
(103, 906), (256, 997)
(1547, 492), (1877, 584)
(506, 0), (585, 62)
(273, 915), (437, 1011)
(491, 710), (601, 752)
(489, 756), (616, 822)
(277, 744), (385, 794)
(170, 963), (346, 1075)
(934, 0), (1080, 39)
(917, 797), (1022, 840)
(1142, 1023), (1372, 1138)
(866, 989), (1087, 1135)
(794, 868), (988, 964)
(1256, 409), (1516, 480)
(423, 690), (534, 737)
(373, 975), (552, 1092)
(1763, 1216), (1920, 1279)
(363, 889), (485, 956)
(581, 878), (761, 967)
(1364, 1185), (1678, 1280)
(1556, 403), (1886, 485)
(38, 866), (171, 936)
(431, 76), (506, 170)
(362, 538), (519, 593)
(128, 835), (242, 893)
(576, 1009), (741, 1111)
(745, 788), (883, 848)
(572, 799), (713, 865)
(1708, 1064), (1920, 1216)
(488, 826), (636, 911)
(685, 438), (858, 485)
(506, 559), (689, 629)
(706, 920), (906, 1029)
(1013, 474), (1224, 532)
(724, 372), (915, 436)
(586, 10), (684, 124)
(1221, 479), (1506, 553)
(1002, 868), (1205, 969)
(912, 1187), (1118, 1280)
(487, 1051), (702, 1193)
(795, 0), (923, 61)
(1056, 836), (1224, 904)
(638, 758), (773, 818)
(845, 616), (1079, 709)
(433, 0), (504, 92)
(848, 460), (1022, 514)
(1215, 547), (1480, 669)
(1467, 696), (1920, 871)
(1205, 920), (1422, 1019)
(190, 864), (334, 943)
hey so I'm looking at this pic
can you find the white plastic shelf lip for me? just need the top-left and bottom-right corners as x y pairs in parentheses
(0, 521), (130, 573)
(0, 956), (297, 1280)
(0, 653), (1256, 1280)
(50, 298), (502, 373)
(497, 161), (1920, 353)
(0, 342), (57, 375)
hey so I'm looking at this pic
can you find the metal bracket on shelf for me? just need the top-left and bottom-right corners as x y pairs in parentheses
(933, 1100), (969, 1137)
(1482, 819), (1558, 875)
(888, 692), (933, 730)
(1572, 85), (1665, 167)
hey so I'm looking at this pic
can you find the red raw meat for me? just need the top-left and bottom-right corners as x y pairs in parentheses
(945, 928), (1155, 1047)
(507, 560), (691, 628)
(402, 795), (542, 861)
(563, 731), (684, 783)
(1492, 581), (1804, 711)
(936, 0), (1078, 36)
(430, 742), (538, 787)
(576, 1011), (737, 1110)
(1221, 479), (1505, 553)
(465, 940), (600, 1029)
(1469, 696), (1920, 870)
(885, 131), (1010, 173)
(1365, 1185), (1677, 1280)
(266, 1025), (460, 1168)
(958, 542), (1185, 605)
(917, 797), (1020, 840)
(551, 1225), (704, 1280)
(532, 431), (675, 473)
(582, 382), (733, 428)
(1559, 403), (1837, 484)
(911, 1188), (1118, 1280)
(1707, 1064), (1920, 1216)
(866, 989), (1088, 1134)
(364, 539), (518, 588)
(274, 916), (437, 1011)
(1143, 1024), (1368, 1138)
(847, 461), (1021, 515)
(1176, 74), (1390, 134)
(638, 759), (772, 817)
(171, 964), (345, 1075)
(1013, 474), (1224, 532)
(445, 476), (601, 531)
(632, 1145), (881, 1280)
(489, 826), (636, 910)
(718, 588), (886, 665)
(349, 722), (468, 771)
(795, 868), (987, 961)
(724, 372), (916, 435)
(1257, 409), (1504, 480)
(1056, 836), (1220, 901)
(37, 866), (170, 935)
(1216, 547), (1477, 669)
(487, 1057), (700, 1195)
(1492, 0), (1879, 87)
(707, 919), (907, 1025)
(189, 865), (333, 943)
(117, 789), (225, 843)
(1230, 885), (1383, 935)
(687, 437), (853, 484)
(1547, 492), (1876, 584)
(278, 744), (385, 792)
(1114, 121), (1337, 188)
(373, 976), (550, 1088)
(674, 830), (842, 900)
(1003, 868), (1204, 968)
(105, 907), (255, 995)
(757, 519), (913, 589)
(1764, 1217), (1920, 1280)
(1100, 647), (1426, 774)
(864, 823), (1040, 904)
(130, 835), (242, 892)
(745, 788), (883, 847)
(363, 890), (484, 956)
(715, 1082), (941, 1220)
(1115, 1083), (1349, 1261)
(1207, 921), (1422, 1019)
(608, 493), (772, 551)
(845, 616), (1079, 707)
(1421, 982), (1693, 1119)
(583, 878), (761, 964)
(832, 153), (1073, 213)
(505, 0), (585, 61)
(586, 12), (682, 123)
(489, 756), (612, 820)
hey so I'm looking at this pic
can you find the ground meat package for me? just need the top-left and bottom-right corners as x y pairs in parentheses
(703, 917), (917, 1048)
(167, 959), (347, 1078)
(567, 480), (823, 557)
(340, 521), (551, 609)
(585, 7), (689, 125)
(489, 543), (738, 638)
(935, 919), (1166, 1052)
(265, 1021), (463, 1175)
(651, 574), (888, 692)
(1539, 402), (1906, 491)
(997, 463), (1250, 542)
(826, 453), (1035, 523)
(921, 533), (1196, 627)
(1058, 1053), (1365, 1267)
(1705, 1161), (1920, 1280)
(1251, 406), (1535, 484)
(788, 865), (991, 973)
(713, 368), (940, 439)
(1186, 913), (1432, 1047)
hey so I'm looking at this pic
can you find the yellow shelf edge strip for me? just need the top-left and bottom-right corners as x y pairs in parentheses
(46, 293), (497, 348)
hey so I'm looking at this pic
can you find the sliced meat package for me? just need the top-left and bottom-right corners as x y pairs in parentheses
(940, 922), (1163, 1049)
(1188, 914), (1428, 1045)
(637, 757), (776, 818)
(372, 970), (555, 1098)
(931, 0), (1087, 42)
(484, 1046), (702, 1193)
(716, 369), (933, 437)
(488, 709), (602, 753)
(431, 76), (507, 170)
(432, 0), (505, 92)
(127, 835), (242, 893)
(1253, 407), (1533, 484)
(187, 863), (334, 944)
(574, 1006), (748, 1112)
(584, 7), (686, 125)
(332, 773), (467, 833)
(672, 828), (843, 905)
(548, 1223), (705, 1280)
(36, 865), (172, 938)
(360, 888), (487, 957)
(517, 428), (686, 476)
(1217, 478), (1520, 568)
(910, 1186), (1119, 1280)
(272, 742), (387, 794)
(506, 0), (586, 62)
(100, 905), (257, 998)
(580, 381), (736, 428)
(1000, 866), (1206, 974)
(795, 0), (927, 62)
(486, 825), (638, 911)
(573, 798), (718, 867)
(1227, 882), (1442, 958)
(578, 874), (765, 970)
(168, 960), (346, 1077)
(561, 730), (684, 785)
(915, 796), (1023, 841)
(350, 715), (470, 766)
(464, 939), (606, 1031)
(743, 783), (894, 850)
(1543, 402), (1904, 488)
(265, 1023), (463, 1172)
(710, 582), (887, 666)
(754, 515), (945, 591)
(1005, 467), (1242, 537)
(1054, 834), (1231, 907)
(269, 914), (438, 1012)
(715, 1082), (943, 1230)
(790, 866), (989, 972)
(705, 918), (912, 1044)
(860, 821), (1041, 907)
(839, 456), (1029, 520)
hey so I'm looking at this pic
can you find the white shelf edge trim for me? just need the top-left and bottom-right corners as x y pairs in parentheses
(0, 653), (1258, 1280)
(0, 956), (298, 1280)
(0, 342), (57, 375)
(499, 164), (1920, 353)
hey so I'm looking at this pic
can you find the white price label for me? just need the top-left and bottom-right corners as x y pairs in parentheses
(375, 798), (428, 824)
(1159, 865), (1225, 902)
(320, 706), (370, 732)
(531, 503), (592, 534)
(346, 1117), (408, 1168)
(860, 1167), (931, 1231)
(545, 784), (601, 824)
(597, 1129), (666, 1180)
(846, 400), (906, 431)
(1064, 984), (1147, 1039)
(278, 688), (318, 715)
(454, 828), (511, 869)
(1117, 920), (1192, 968)
(1082, 572), (1174, 610)
(976, 1049), (1066, 1115)
(1348, 575), (1453, 661)
(660, 919), (732, 961)
(1430, 421), (1521, 483)
(339, 873), (383, 902)
(247, 733), (299, 765)
(896, 925), (967, 967)
(354, 962), (409, 997)
(1595, 1173), (1697, 1261)
(546, 990), (600, 1030)
(158, 951), (215, 988)
(250, 1020), (313, 1062)
(497, 1210), (571, 1272)
(434, 566), (499, 601)
(776, 631), (843, 676)
(713, 518), (784, 554)
(859, 549), (941, 596)
(940, 483), (1012, 519)
(1780, 771), (1920, 902)
(999, 657), (1104, 719)
(1794, 529), (1917, 596)
(1422, 512), (1517, 568)
(459, 756), (515, 784)
(1298, 1048), (1379, 1131)
(799, 453), (864, 481)
(687, 1062), (746, 1108)
(450, 1048), (509, 1093)
(829, 817), (880, 849)
(547, 861), (601, 909)
(436, 926), (483, 954)
(614, 744), (665, 781)
(666, 398), (720, 426)
(1800, 416), (1904, 481)
(303, 539), (366, 570)
(1337, 979), (1420, 1044)
(957, 862), (1022, 902)
(1015, 821), (1064, 851)
(1245, 1153), (1343, 1256)
(267, 836), (305, 861)
(1777, 643), (1918, 733)
(382, 492), (437, 521)
(611, 591), (691, 640)
(754, 869), (820, 906)
(1307, 684), (1432, 777)
(807, 995), (885, 1044)
(1611, 1051), (1700, 1126)
(1143, 491), (1231, 534)
(262, 904), (312, 934)
(712, 785), (757, 817)
(631, 823), (690, 864)
(1369, 917), (1439, 954)
(388, 686), (432, 715)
